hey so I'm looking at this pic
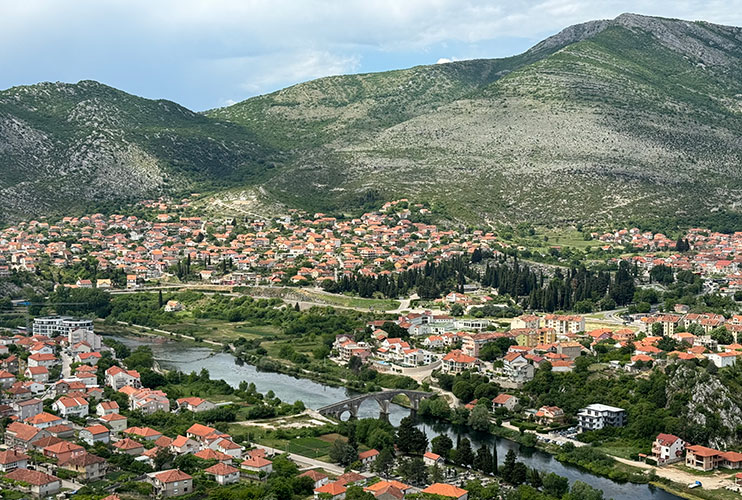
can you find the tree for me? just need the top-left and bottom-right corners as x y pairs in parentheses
(542, 472), (569, 497)
(345, 486), (376, 500)
(510, 462), (528, 486)
(397, 457), (428, 485)
(457, 438), (474, 467)
(711, 326), (734, 345)
(431, 435), (453, 460)
(396, 417), (428, 455)
(430, 464), (444, 483)
(527, 468), (542, 488)
(450, 303), (465, 316)
(566, 481), (604, 500)
(373, 447), (394, 477)
(473, 444), (493, 474)
(329, 438), (357, 466)
(501, 449), (517, 481)
(158, 290), (164, 308)
(468, 405), (491, 432)
(348, 355), (363, 373)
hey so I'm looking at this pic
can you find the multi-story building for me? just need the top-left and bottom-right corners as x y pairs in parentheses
(543, 314), (585, 335)
(441, 350), (477, 373)
(652, 433), (685, 465)
(577, 404), (626, 432)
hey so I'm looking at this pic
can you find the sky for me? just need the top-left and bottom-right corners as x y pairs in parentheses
(2, 0), (742, 111)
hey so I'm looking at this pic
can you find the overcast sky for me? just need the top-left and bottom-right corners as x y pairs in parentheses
(2, 0), (742, 110)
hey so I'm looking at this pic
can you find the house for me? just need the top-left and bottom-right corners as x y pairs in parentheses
(707, 351), (739, 368)
(105, 365), (141, 390)
(27, 353), (57, 368)
(80, 424), (110, 445)
(364, 480), (412, 499)
(170, 435), (200, 455)
(300, 469), (329, 489)
(652, 433), (685, 465)
(441, 349), (477, 373)
(148, 469), (193, 498)
(186, 423), (222, 443)
(421, 483), (469, 500)
(242, 455), (273, 475)
(535, 406), (565, 425)
(512, 314), (540, 330)
(543, 314), (585, 335)
(176, 396), (216, 413)
(43, 440), (85, 462)
(213, 438), (243, 459)
(97, 400), (120, 416)
(76, 351), (102, 365)
(205, 463), (240, 485)
(113, 437), (145, 455)
(164, 300), (184, 312)
(12, 398), (43, 420)
(59, 451), (107, 480)
(492, 393), (519, 412)
(0, 449), (29, 472)
(358, 449), (379, 466)
(503, 352), (534, 382)
(314, 481), (347, 500)
(0, 369), (16, 388)
(686, 445), (723, 471)
(100, 412), (128, 434)
(52, 395), (89, 418)
(424, 451), (444, 466)
(124, 426), (163, 441)
(46, 423), (75, 439)
(24, 366), (49, 383)
(5, 468), (61, 498)
(130, 388), (169, 413)
(4, 422), (49, 449)
(194, 448), (233, 463)
(25, 411), (63, 429)
(577, 404), (626, 432)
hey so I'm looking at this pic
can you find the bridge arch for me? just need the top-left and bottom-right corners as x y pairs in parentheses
(317, 389), (433, 420)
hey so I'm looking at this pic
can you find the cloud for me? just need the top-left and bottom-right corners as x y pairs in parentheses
(1, 0), (742, 109)
(436, 58), (454, 64)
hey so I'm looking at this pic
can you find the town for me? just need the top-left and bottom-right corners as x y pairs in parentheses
(3, 199), (742, 500)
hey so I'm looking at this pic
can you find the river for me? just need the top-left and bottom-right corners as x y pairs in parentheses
(113, 334), (680, 500)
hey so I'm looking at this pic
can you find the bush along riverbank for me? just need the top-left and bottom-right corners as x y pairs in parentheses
(417, 395), (653, 485)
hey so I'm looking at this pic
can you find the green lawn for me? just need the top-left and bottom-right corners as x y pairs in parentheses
(596, 441), (643, 460)
(163, 319), (282, 343)
(232, 426), (340, 461)
(300, 290), (400, 311)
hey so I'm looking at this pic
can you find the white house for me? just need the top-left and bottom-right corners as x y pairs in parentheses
(52, 396), (89, 418)
(652, 433), (685, 465)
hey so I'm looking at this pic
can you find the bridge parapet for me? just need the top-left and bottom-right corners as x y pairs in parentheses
(317, 389), (433, 420)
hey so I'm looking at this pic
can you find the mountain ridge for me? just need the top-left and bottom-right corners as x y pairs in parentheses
(2, 13), (742, 226)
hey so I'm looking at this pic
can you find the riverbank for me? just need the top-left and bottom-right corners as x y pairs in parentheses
(104, 324), (696, 500)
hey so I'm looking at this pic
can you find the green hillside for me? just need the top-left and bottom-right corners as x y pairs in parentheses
(3, 13), (742, 226)
(0, 81), (275, 220)
(210, 13), (742, 224)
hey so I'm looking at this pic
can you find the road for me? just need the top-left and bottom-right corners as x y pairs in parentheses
(259, 444), (345, 475)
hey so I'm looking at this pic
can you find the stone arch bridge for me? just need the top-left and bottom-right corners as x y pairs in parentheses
(317, 389), (433, 420)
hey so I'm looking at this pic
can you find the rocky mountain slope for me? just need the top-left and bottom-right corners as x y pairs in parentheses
(0, 81), (273, 220)
(3, 13), (742, 225)
(211, 13), (742, 224)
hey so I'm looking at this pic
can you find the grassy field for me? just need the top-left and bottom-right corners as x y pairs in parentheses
(230, 425), (341, 461)
(163, 319), (282, 343)
(300, 290), (400, 311)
